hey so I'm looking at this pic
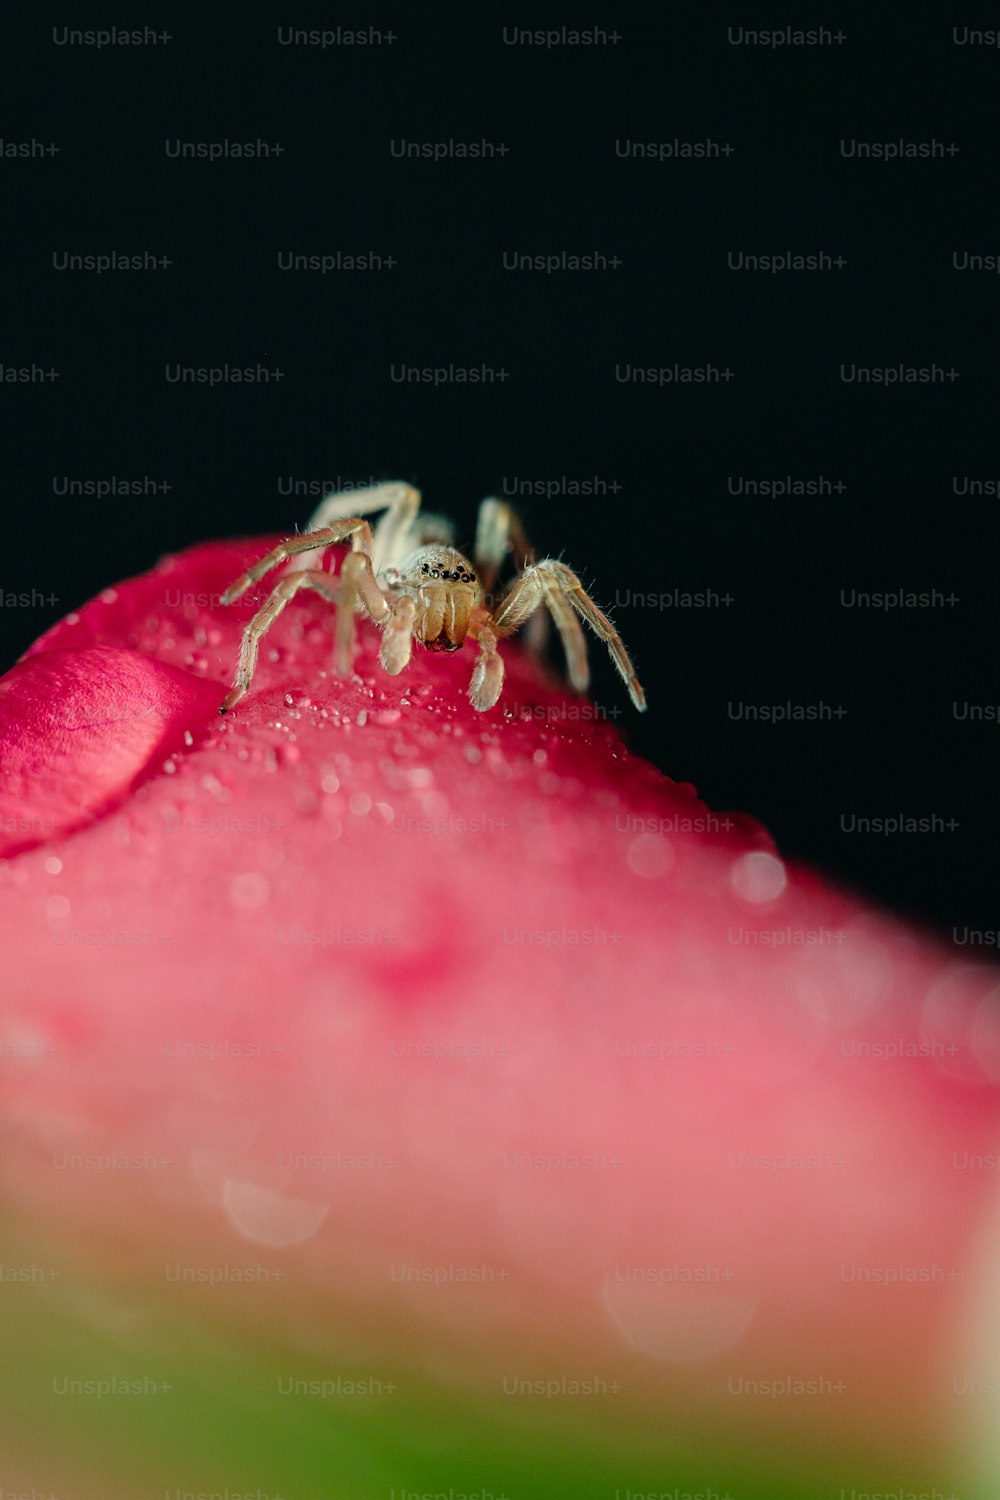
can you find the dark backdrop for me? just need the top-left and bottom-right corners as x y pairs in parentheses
(3, 14), (997, 944)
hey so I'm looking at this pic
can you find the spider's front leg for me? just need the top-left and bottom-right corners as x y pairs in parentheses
(219, 569), (339, 713)
(220, 518), (389, 711)
(221, 518), (375, 605)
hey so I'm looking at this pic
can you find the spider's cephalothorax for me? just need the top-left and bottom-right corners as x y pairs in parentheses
(218, 482), (646, 714)
(388, 545), (483, 652)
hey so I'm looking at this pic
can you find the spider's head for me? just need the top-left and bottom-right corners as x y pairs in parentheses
(393, 546), (483, 650)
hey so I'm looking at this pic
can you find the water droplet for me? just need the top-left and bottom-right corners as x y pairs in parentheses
(730, 851), (787, 904)
(349, 792), (372, 816)
(44, 856), (62, 875)
(627, 833), (674, 879)
(222, 1178), (329, 1248)
(183, 730), (194, 747)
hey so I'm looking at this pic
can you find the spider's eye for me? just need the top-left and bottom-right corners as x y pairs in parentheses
(431, 569), (439, 578)
(421, 563), (429, 573)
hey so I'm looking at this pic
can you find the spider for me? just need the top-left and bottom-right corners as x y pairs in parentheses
(218, 481), (646, 714)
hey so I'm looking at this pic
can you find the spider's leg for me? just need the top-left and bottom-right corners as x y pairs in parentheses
(473, 498), (535, 606)
(467, 611), (505, 711)
(495, 559), (646, 712)
(538, 572), (590, 693)
(222, 519), (375, 604)
(219, 569), (339, 713)
(302, 481), (420, 574)
(333, 550), (392, 675)
(412, 512), (456, 546)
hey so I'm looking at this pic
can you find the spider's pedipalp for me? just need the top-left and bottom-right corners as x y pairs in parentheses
(379, 594), (417, 675)
(467, 615), (505, 711)
(494, 559), (647, 712)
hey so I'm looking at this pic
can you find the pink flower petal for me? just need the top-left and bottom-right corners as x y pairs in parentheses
(1, 536), (999, 1492)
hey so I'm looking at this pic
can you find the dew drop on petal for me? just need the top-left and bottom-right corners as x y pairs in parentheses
(627, 833), (674, 879)
(730, 850), (787, 904)
(221, 1178), (330, 1248)
(603, 1277), (759, 1363)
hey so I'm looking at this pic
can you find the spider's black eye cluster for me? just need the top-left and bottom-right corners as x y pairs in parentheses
(420, 562), (477, 584)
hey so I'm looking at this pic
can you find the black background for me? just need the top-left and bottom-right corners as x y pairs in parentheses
(2, 13), (997, 943)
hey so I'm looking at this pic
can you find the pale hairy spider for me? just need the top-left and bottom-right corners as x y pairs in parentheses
(218, 481), (646, 714)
